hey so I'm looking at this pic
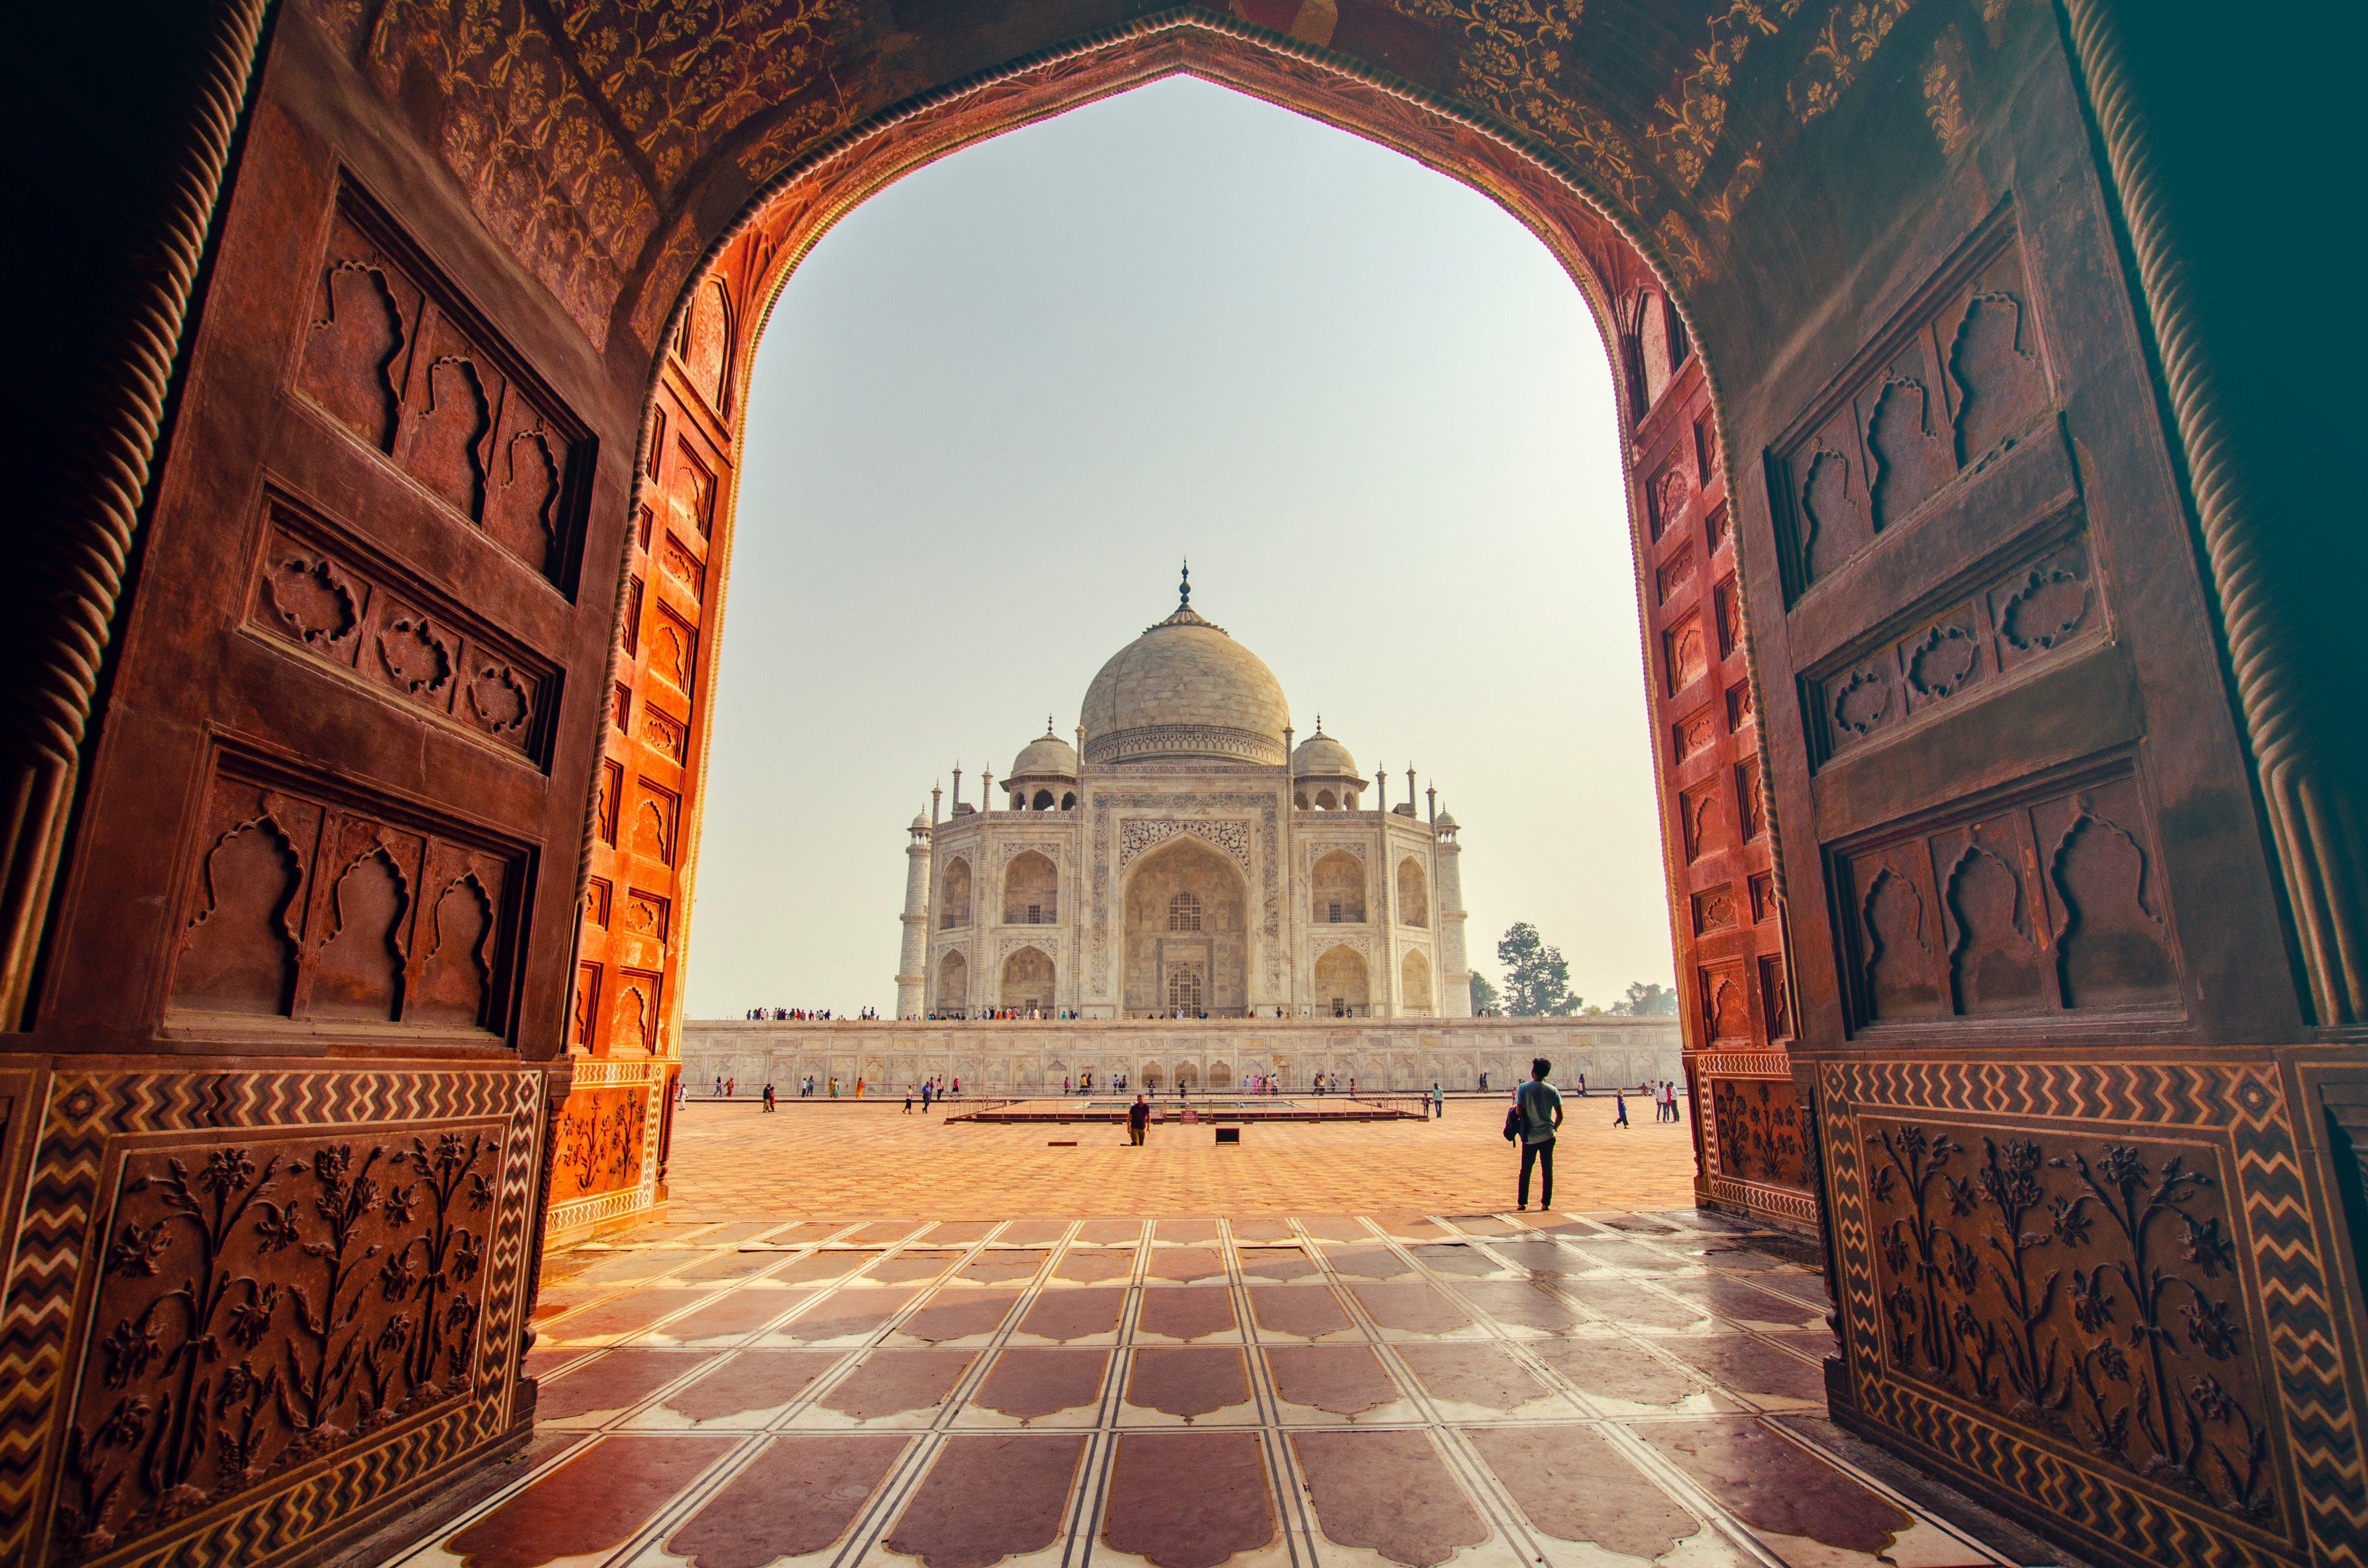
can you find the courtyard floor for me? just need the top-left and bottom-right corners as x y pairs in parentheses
(379, 1101), (2058, 1568)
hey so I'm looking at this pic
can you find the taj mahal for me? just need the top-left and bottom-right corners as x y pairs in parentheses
(896, 570), (1470, 1022)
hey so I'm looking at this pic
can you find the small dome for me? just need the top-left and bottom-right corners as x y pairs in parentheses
(1010, 723), (1078, 779)
(1080, 570), (1288, 767)
(910, 813), (930, 832)
(1435, 810), (1459, 831)
(1291, 726), (1359, 779)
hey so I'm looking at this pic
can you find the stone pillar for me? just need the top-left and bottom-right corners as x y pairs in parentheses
(1436, 815), (1471, 1017)
(897, 816), (931, 1018)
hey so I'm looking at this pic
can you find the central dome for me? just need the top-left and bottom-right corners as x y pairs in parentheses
(1081, 584), (1288, 767)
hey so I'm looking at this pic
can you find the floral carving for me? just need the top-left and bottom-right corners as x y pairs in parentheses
(553, 1087), (647, 1199)
(1862, 1123), (2274, 1524)
(56, 1131), (495, 1560)
(1711, 1077), (1804, 1185)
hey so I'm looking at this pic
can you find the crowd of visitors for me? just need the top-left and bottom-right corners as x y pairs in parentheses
(743, 1007), (881, 1020)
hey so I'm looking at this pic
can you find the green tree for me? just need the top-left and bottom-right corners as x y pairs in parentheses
(1496, 923), (1581, 1016)
(1469, 971), (1501, 1013)
(1611, 980), (1677, 1016)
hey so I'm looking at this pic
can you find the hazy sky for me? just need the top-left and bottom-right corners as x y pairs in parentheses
(684, 77), (1674, 1017)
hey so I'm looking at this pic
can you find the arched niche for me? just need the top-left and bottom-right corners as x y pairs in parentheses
(1312, 850), (1365, 924)
(936, 950), (968, 1012)
(1001, 945), (1054, 1011)
(939, 856), (972, 929)
(1123, 837), (1246, 1016)
(1401, 949), (1433, 1016)
(1003, 850), (1058, 924)
(1396, 858), (1429, 927)
(1315, 945), (1369, 1016)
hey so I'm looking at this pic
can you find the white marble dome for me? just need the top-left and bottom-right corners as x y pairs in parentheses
(1291, 727), (1359, 779)
(1010, 725), (1079, 779)
(1081, 598), (1289, 767)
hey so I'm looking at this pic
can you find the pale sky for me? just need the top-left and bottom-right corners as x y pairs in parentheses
(683, 77), (1674, 1017)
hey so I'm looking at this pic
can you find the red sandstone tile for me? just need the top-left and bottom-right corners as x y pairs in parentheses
(1394, 1344), (1551, 1411)
(1563, 1238), (1694, 1272)
(658, 1289), (803, 1341)
(776, 1287), (919, 1341)
(1366, 1213), (1455, 1241)
(1663, 1333), (1828, 1403)
(1531, 1341), (1706, 1406)
(1409, 1243), (1502, 1277)
(1467, 1426), (1703, 1557)
(1291, 1430), (1489, 1567)
(1297, 1217), (1372, 1242)
(1439, 1215), (1525, 1236)
(926, 1221), (999, 1244)
(1103, 1431), (1274, 1568)
(1238, 1246), (1318, 1282)
(1228, 1218), (1297, 1241)
(971, 1348), (1110, 1419)
(1658, 1275), (1831, 1329)
(695, 1221), (785, 1245)
(1148, 1246), (1227, 1282)
(1126, 1347), (1250, 1418)
(997, 1220), (1072, 1245)
(871, 1251), (962, 1284)
(676, 1251), (785, 1282)
(538, 1349), (715, 1420)
(1247, 1286), (1353, 1340)
(1265, 1345), (1402, 1416)
(1136, 1287), (1236, 1341)
(663, 1350), (842, 1423)
(1640, 1419), (1911, 1553)
(1558, 1278), (1710, 1329)
(1055, 1249), (1135, 1283)
(1018, 1288), (1124, 1342)
(820, 1349), (979, 1420)
(1154, 1220), (1221, 1244)
(1326, 1246), (1414, 1280)
(575, 1252), (689, 1284)
(1447, 1282), (1580, 1334)
(1079, 1220), (1146, 1243)
(444, 1432), (739, 1568)
(547, 1288), (711, 1340)
(884, 1433), (1087, 1568)
(898, 1289), (1021, 1343)
(773, 1250), (883, 1284)
(960, 1250), (1047, 1283)
(1347, 1283), (1471, 1335)
(850, 1221), (927, 1244)
(662, 1433), (910, 1567)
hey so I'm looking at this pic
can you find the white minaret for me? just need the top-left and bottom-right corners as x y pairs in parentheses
(896, 813), (931, 1018)
(1435, 809), (1472, 1016)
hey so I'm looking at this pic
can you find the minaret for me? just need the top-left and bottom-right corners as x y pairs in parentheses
(896, 813), (932, 1019)
(1436, 806), (1473, 1017)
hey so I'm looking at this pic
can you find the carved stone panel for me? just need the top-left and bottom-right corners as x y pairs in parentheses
(171, 755), (526, 1037)
(1835, 765), (2178, 1026)
(1709, 1076), (1806, 1189)
(5, 1066), (540, 1568)
(250, 498), (558, 765)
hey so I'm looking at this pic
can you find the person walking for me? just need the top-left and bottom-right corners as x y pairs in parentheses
(1432, 1082), (1445, 1118)
(921, 1080), (932, 1113)
(904, 1085), (914, 1114)
(725, 1077), (735, 1101)
(714, 1075), (723, 1098)
(1614, 1089), (1630, 1128)
(1512, 1057), (1563, 1212)
(1128, 1094), (1150, 1146)
(763, 1081), (777, 1113)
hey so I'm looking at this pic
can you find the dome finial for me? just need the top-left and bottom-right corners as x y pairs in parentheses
(1046, 714), (1056, 736)
(1178, 558), (1190, 610)
(1314, 714), (1323, 735)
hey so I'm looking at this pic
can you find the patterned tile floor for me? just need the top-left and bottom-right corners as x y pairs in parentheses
(389, 1187), (2050, 1568)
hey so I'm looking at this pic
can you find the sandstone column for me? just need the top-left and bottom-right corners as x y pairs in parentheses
(897, 815), (931, 1018)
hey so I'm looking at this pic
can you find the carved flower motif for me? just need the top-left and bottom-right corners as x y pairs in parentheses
(377, 1314), (413, 1353)
(469, 1171), (495, 1210)
(95, 1395), (152, 1447)
(108, 1220), (172, 1277)
(384, 1182), (421, 1227)
(226, 1282), (280, 1350)
(2048, 1196), (2092, 1248)
(2070, 1268), (2116, 1333)
(2184, 1297), (2240, 1360)
(2182, 1216), (2235, 1278)
(380, 1253), (420, 1302)
(101, 1317), (165, 1389)
(202, 1148), (258, 1193)
(2190, 1374), (2237, 1423)
(449, 1230), (484, 1284)
(2094, 1144), (2148, 1189)
(2093, 1339), (2129, 1383)
(253, 1202), (304, 1254)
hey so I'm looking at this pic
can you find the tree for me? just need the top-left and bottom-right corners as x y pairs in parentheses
(1469, 972), (1501, 1013)
(1496, 923), (1581, 1016)
(1610, 980), (1677, 1016)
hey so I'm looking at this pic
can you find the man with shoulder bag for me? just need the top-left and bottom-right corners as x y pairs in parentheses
(1505, 1057), (1563, 1212)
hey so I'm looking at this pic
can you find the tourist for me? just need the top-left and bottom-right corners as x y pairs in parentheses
(1478, 1071), (1489, 1092)
(953, 1076), (960, 1097)
(1614, 1089), (1629, 1128)
(713, 1075), (723, 1098)
(1064, 1076), (1071, 1095)
(1432, 1082), (1444, 1118)
(726, 1076), (735, 1100)
(904, 1085), (914, 1114)
(921, 1080), (932, 1112)
(763, 1081), (776, 1112)
(1128, 1094), (1150, 1146)
(1513, 1057), (1563, 1212)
